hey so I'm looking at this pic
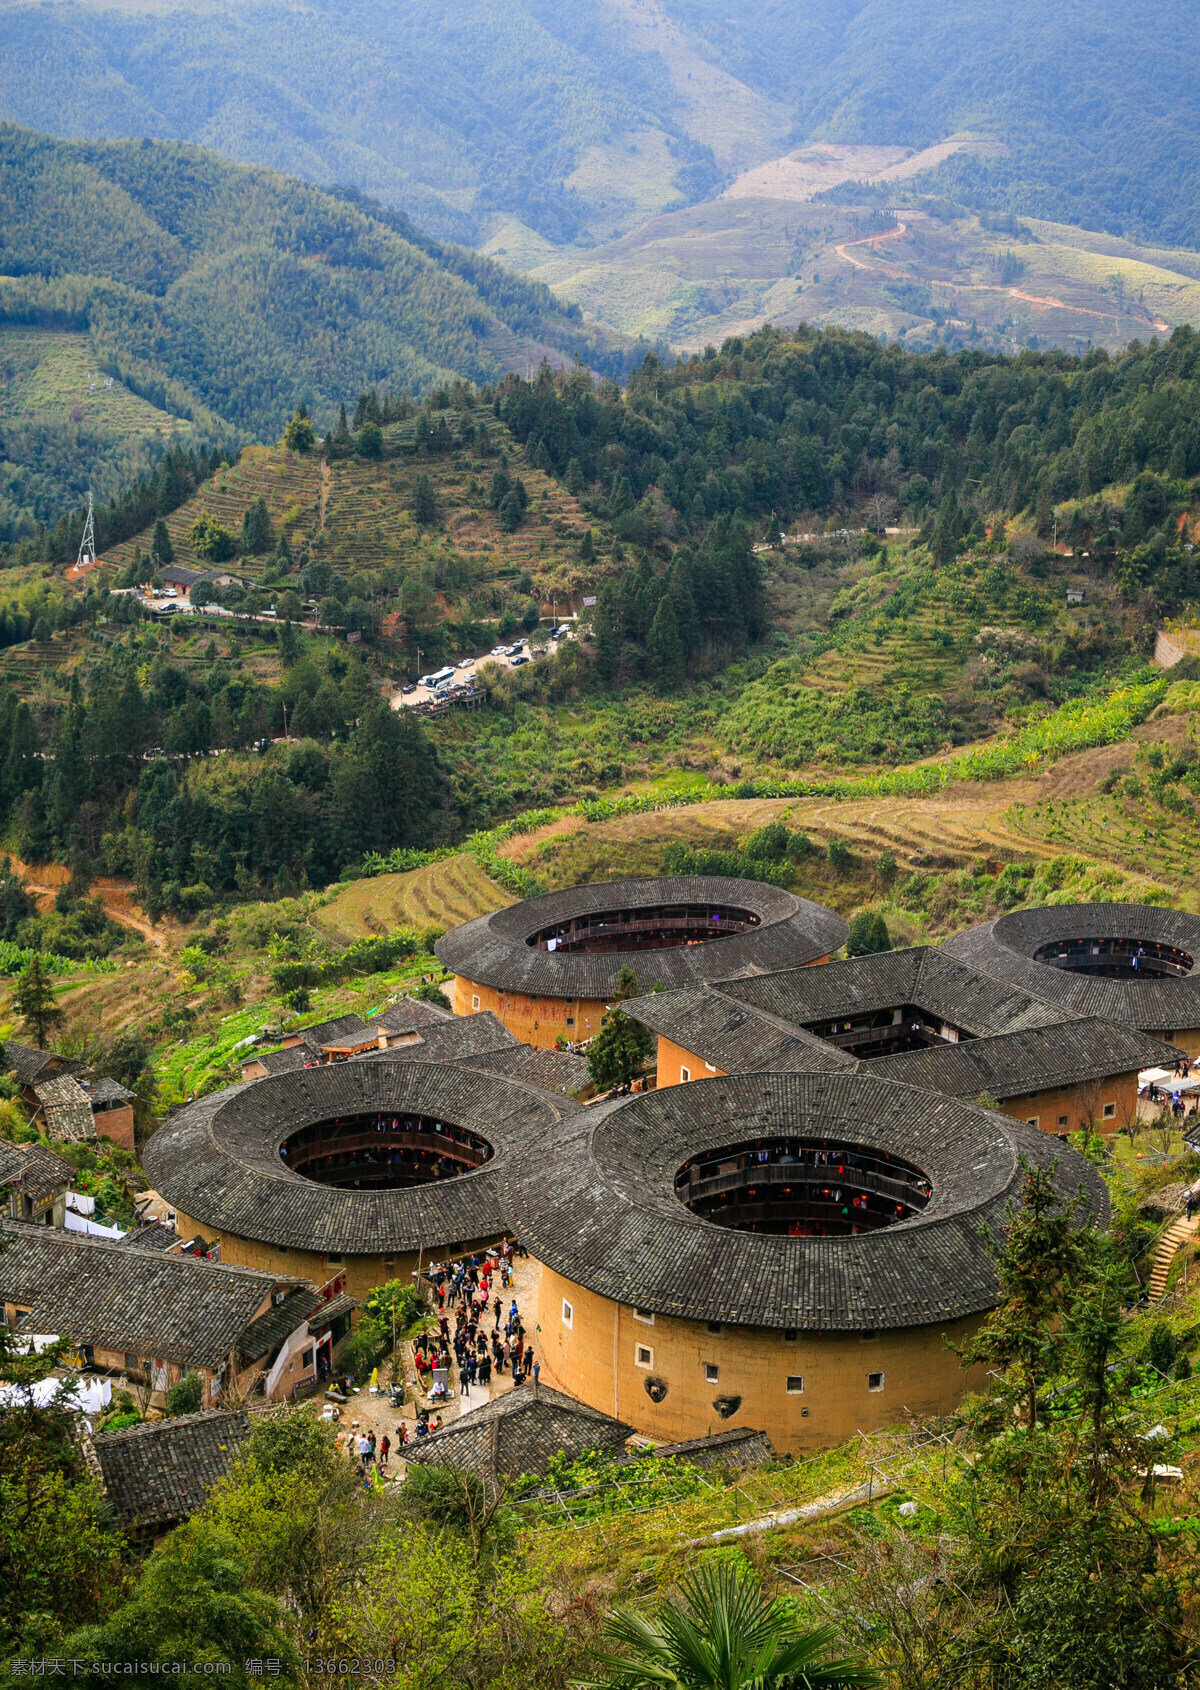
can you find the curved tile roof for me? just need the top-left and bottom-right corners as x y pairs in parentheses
(435, 877), (848, 1000)
(502, 1071), (1107, 1332)
(943, 904), (1200, 1030)
(144, 1062), (578, 1255)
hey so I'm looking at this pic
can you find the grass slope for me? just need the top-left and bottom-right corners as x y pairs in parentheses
(0, 124), (634, 445)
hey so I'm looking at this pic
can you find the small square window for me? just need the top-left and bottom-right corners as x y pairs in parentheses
(1025, 1117), (1039, 1129)
(1102, 1102), (1116, 1119)
(566, 1016), (575, 1026)
(633, 1308), (655, 1325)
(301, 1349), (313, 1369)
(561, 1299), (573, 1328)
(705, 1363), (719, 1383)
(868, 1371), (885, 1392)
(328, 1254), (343, 1264)
(471, 995), (480, 1011)
(782, 1329), (798, 1344)
(704, 1061), (717, 1072)
(1058, 1115), (1069, 1127)
(706, 1321), (722, 1335)
(635, 1344), (654, 1369)
(680, 1066), (691, 1083)
(786, 1375), (804, 1394)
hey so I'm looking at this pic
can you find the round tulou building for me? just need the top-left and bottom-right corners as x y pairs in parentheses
(504, 1070), (1107, 1454)
(944, 902), (1200, 1057)
(142, 1060), (576, 1300)
(435, 876), (849, 1049)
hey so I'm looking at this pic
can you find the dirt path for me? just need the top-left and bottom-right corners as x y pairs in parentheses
(10, 856), (169, 951)
(319, 458), (331, 531)
(835, 222), (1171, 332)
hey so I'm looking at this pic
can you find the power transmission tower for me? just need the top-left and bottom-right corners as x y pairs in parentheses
(76, 491), (96, 570)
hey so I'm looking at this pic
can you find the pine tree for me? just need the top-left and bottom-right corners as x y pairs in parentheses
(241, 496), (272, 555)
(411, 474), (438, 526)
(150, 518), (174, 567)
(647, 594), (684, 692)
(336, 403), (351, 447)
(15, 955), (62, 1049)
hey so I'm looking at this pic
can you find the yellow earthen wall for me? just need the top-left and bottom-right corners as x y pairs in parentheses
(656, 1035), (727, 1087)
(999, 1072), (1139, 1136)
(1147, 1025), (1200, 1061)
(450, 974), (608, 1050)
(169, 1209), (502, 1306)
(534, 1262), (988, 1455)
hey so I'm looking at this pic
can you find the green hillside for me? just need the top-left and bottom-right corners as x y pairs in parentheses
(0, 124), (636, 440)
(2, 0), (1200, 254)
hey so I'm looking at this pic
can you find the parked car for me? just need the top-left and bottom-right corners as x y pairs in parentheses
(510, 654), (529, 667)
(457, 657), (474, 670)
(506, 641), (524, 656)
(402, 683), (416, 695)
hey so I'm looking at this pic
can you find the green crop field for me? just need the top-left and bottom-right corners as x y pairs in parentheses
(0, 325), (189, 439)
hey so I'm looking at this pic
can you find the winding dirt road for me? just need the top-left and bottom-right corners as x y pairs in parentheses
(835, 223), (1171, 333)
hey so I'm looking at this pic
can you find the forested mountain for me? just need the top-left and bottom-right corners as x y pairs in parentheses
(2, 0), (1199, 252)
(0, 125), (636, 440)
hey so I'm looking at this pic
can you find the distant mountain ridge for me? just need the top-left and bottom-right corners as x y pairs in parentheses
(1, 0), (1199, 250)
(0, 125), (640, 423)
(0, 122), (642, 530)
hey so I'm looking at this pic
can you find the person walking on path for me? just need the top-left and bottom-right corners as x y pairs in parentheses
(379, 1434), (391, 1469)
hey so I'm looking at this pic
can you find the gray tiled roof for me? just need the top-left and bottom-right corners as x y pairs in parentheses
(93, 1411), (249, 1531)
(34, 1075), (97, 1142)
(252, 1044), (319, 1077)
(469, 1045), (593, 1096)
(715, 947), (1069, 1037)
(297, 1014), (373, 1049)
(0, 1221), (298, 1368)
(866, 1018), (1176, 1100)
(143, 1061), (577, 1255)
(6, 1041), (78, 1086)
(406, 1382), (634, 1478)
(632, 1427), (775, 1469)
(502, 1071), (1108, 1333)
(436, 877), (848, 999)
(87, 1076), (136, 1106)
(358, 1011), (517, 1067)
(0, 1140), (72, 1204)
(237, 1288), (324, 1360)
(116, 1221), (180, 1252)
(373, 997), (454, 1032)
(942, 904), (1200, 1030)
(625, 987), (855, 1076)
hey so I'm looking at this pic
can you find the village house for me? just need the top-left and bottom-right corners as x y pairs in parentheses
(0, 1139), (72, 1226)
(0, 1221), (351, 1406)
(7, 1040), (136, 1151)
(89, 1411), (250, 1541)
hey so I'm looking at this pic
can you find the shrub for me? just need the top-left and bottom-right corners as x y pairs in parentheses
(1145, 1319), (1177, 1376)
(847, 910), (891, 956)
(165, 1371), (204, 1416)
(827, 837), (852, 871)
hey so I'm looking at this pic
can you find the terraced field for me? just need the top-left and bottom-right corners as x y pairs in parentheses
(0, 326), (190, 440)
(98, 421), (602, 613)
(101, 447), (321, 575)
(317, 853), (510, 941)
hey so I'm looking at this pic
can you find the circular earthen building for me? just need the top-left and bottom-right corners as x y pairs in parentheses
(436, 876), (849, 1048)
(504, 1069), (1107, 1453)
(143, 1059), (576, 1301)
(944, 903), (1200, 1057)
